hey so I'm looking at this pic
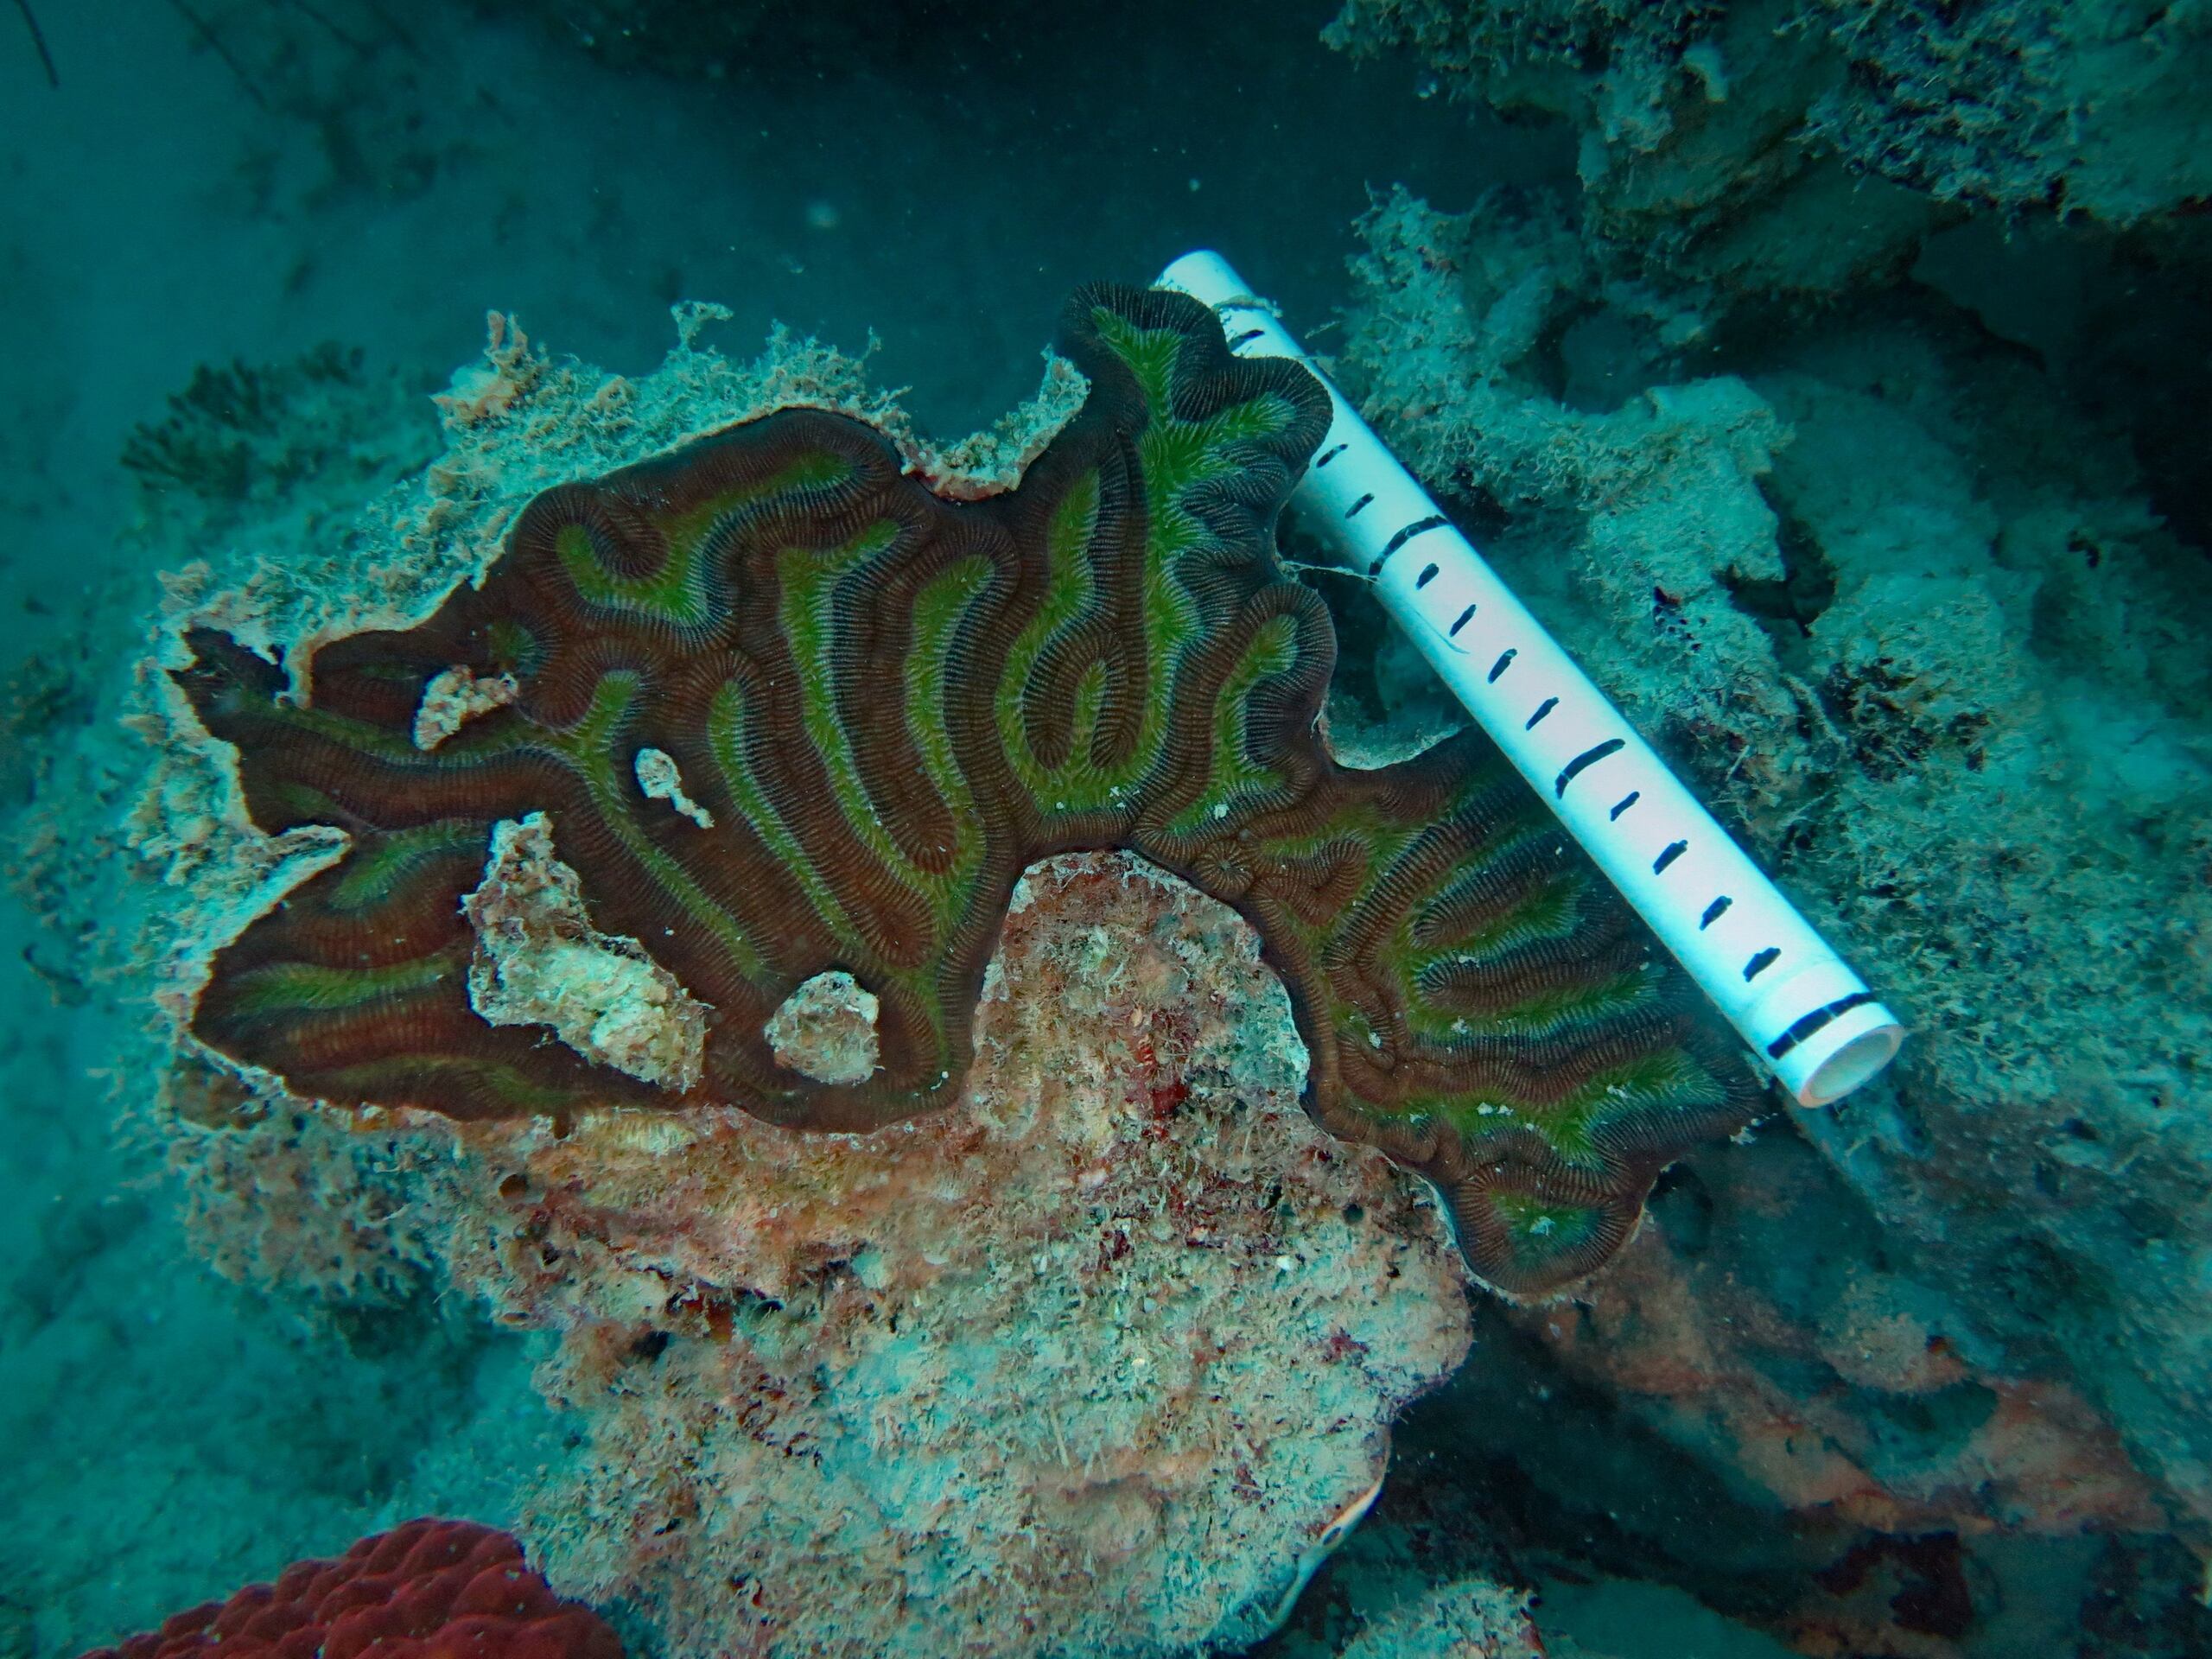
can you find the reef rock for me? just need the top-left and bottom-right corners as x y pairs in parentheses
(516, 851), (1476, 1654)
(170, 850), (1476, 1656)
(1325, 0), (2212, 301)
(88, 281), (1758, 1655)
(1330, 182), (2212, 1649)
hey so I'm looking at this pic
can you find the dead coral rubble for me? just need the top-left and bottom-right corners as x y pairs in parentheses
(1379, 1128), (2212, 1656)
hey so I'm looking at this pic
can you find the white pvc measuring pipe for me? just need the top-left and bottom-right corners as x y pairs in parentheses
(1157, 251), (1903, 1107)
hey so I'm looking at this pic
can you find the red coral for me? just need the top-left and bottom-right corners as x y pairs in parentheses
(79, 1520), (622, 1659)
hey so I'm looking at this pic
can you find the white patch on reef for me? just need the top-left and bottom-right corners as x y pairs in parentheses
(462, 813), (707, 1092)
(1682, 40), (1730, 103)
(764, 969), (880, 1084)
(412, 664), (520, 750)
(633, 746), (715, 828)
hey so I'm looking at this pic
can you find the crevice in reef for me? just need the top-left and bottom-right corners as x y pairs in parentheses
(1726, 483), (1839, 682)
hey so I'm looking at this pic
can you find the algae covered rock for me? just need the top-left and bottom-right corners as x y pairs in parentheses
(1333, 181), (2212, 1643)
(1325, 0), (2212, 300)
(510, 850), (1476, 1655)
(179, 847), (1477, 1656)
(80, 281), (1764, 1653)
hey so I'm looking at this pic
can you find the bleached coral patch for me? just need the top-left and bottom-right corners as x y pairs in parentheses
(462, 813), (707, 1092)
(632, 746), (714, 828)
(412, 664), (520, 750)
(765, 969), (879, 1084)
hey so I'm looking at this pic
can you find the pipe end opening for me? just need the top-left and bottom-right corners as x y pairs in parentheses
(1795, 1023), (1903, 1107)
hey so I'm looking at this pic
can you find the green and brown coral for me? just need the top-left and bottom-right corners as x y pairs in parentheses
(170, 283), (1754, 1297)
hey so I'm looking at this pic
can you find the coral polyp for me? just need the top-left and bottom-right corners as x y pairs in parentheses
(173, 283), (1753, 1296)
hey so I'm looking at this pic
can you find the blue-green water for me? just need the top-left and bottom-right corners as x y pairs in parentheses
(3, 4), (2208, 1656)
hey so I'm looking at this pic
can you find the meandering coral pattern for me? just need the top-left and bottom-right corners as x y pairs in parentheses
(172, 284), (1754, 1294)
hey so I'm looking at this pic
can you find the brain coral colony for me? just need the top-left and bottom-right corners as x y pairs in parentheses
(133, 286), (1753, 1653)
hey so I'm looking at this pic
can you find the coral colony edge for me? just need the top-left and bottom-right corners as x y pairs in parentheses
(166, 281), (1754, 1301)
(79, 1522), (621, 1659)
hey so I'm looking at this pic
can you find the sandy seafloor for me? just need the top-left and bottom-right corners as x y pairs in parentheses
(1, 3), (2204, 1658)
